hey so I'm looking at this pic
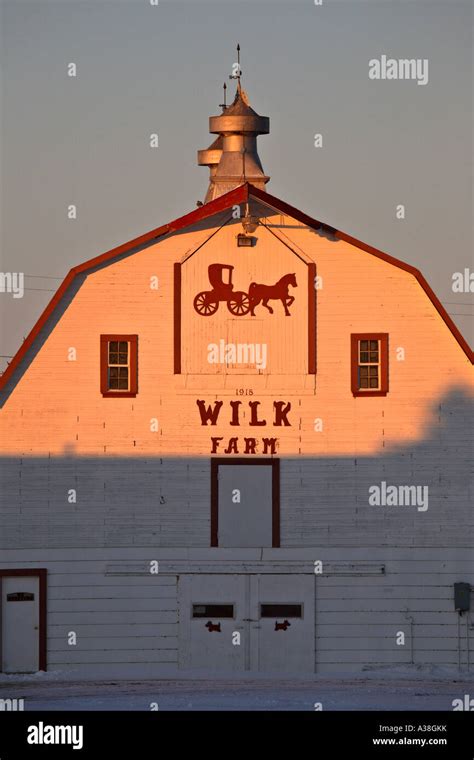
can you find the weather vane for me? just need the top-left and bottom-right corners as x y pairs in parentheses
(229, 43), (242, 89)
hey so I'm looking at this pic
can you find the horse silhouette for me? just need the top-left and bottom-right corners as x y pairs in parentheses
(248, 273), (297, 316)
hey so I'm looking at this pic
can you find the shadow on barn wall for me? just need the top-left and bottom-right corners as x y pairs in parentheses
(0, 387), (472, 549)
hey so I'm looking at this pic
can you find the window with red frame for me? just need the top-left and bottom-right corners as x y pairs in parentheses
(351, 334), (388, 396)
(100, 335), (138, 397)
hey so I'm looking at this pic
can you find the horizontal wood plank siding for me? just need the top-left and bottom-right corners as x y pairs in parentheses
(0, 550), (472, 673)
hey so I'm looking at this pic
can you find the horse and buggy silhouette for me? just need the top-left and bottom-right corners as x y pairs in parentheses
(193, 264), (297, 317)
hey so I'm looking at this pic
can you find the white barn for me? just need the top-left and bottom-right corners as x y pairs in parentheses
(0, 82), (473, 677)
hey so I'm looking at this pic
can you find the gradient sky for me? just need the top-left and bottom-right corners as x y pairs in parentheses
(0, 0), (472, 371)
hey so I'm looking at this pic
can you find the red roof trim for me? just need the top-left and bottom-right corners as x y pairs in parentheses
(335, 231), (473, 363)
(249, 185), (473, 363)
(0, 182), (471, 391)
(0, 185), (249, 389)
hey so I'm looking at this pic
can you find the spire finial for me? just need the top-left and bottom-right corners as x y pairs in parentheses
(219, 82), (227, 111)
(198, 47), (270, 203)
(229, 43), (242, 91)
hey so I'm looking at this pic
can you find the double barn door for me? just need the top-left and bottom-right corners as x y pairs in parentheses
(179, 574), (314, 673)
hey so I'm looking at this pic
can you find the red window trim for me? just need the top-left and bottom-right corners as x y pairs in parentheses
(351, 333), (388, 397)
(100, 334), (138, 397)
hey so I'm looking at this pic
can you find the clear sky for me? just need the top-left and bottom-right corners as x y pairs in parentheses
(0, 0), (472, 370)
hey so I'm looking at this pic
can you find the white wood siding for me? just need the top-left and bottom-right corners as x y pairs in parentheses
(0, 548), (472, 675)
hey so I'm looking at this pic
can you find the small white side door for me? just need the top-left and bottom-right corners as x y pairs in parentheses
(1, 577), (39, 673)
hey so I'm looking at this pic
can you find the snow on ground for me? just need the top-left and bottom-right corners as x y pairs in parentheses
(1, 668), (474, 711)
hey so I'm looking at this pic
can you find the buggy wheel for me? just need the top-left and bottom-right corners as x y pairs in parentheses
(227, 291), (250, 316)
(194, 291), (218, 316)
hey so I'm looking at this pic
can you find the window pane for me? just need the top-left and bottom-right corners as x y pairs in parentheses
(192, 604), (234, 618)
(260, 604), (302, 618)
(119, 341), (128, 353)
(109, 377), (119, 389)
(109, 353), (118, 364)
(360, 352), (369, 363)
(370, 340), (378, 350)
(360, 341), (368, 351)
(360, 377), (369, 388)
(109, 341), (118, 353)
(369, 351), (379, 362)
(109, 367), (118, 379)
(118, 353), (128, 365)
(359, 367), (368, 378)
(7, 592), (35, 602)
(117, 367), (129, 390)
(369, 367), (378, 377)
(370, 378), (379, 388)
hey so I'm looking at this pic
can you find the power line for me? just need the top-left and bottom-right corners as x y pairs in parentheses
(23, 287), (56, 292)
(24, 274), (63, 280)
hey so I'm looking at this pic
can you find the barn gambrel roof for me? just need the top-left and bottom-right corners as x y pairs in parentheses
(0, 183), (472, 394)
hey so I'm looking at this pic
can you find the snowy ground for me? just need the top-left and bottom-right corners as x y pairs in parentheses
(1, 669), (474, 710)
